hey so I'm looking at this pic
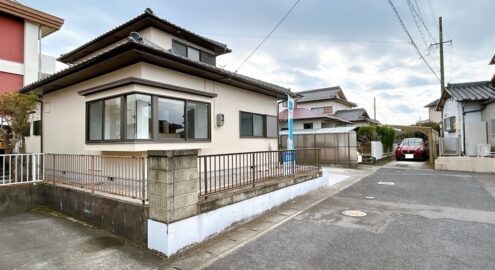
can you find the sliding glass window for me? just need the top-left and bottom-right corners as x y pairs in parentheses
(239, 111), (277, 138)
(126, 94), (152, 140)
(158, 98), (185, 139)
(88, 101), (103, 141)
(186, 101), (209, 140)
(104, 97), (121, 140)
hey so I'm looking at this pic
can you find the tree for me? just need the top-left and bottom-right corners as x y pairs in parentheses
(0, 92), (37, 154)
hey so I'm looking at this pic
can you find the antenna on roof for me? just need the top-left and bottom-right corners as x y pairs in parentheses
(128, 32), (143, 43)
(145, 8), (153, 14)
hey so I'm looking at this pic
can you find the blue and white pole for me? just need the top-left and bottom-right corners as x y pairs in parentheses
(287, 96), (294, 150)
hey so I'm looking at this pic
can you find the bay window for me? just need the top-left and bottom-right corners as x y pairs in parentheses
(86, 93), (210, 142)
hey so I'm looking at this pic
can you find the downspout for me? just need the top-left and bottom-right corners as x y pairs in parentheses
(37, 99), (43, 153)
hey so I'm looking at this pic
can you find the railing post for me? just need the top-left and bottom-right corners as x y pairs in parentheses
(91, 155), (95, 194)
(252, 153), (256, 184)
(32, 154), (36, 181)
(203, 157), (208, 195)
(142, 157), (146, 204)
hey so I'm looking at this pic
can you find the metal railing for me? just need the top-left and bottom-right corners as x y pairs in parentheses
(439, 137), (461, 156)
(198, 148), (321, 196)
(44, 154), (147, 201)
(0, 154), (44, 185)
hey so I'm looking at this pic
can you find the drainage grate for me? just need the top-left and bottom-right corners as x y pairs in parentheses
(342, 210), (367, 217)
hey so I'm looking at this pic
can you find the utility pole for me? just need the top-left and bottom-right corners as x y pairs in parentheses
(439, 16), (445, 95)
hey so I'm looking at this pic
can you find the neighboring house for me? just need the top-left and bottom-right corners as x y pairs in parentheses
(20, 9), (289, 155)
(294, 86), (357, 113)
(424, 98), (441, 123)
(0, 0), (64, 152)
(278, 86), (377, 130)
(278, 107), (351, 130)
(436, 81), (495, 155)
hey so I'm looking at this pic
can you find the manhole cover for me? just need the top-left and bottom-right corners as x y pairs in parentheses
(342, 210), (367, 217)
(378, 181), (395, 185)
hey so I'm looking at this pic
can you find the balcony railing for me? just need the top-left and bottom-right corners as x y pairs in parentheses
(198, 148), (321, 196)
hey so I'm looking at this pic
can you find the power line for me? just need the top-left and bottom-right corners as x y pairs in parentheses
(409, 0), (436, 43)
(200, 33), (410, 45)
(235, 0), (302, 73)
(387, 0), (440, 81)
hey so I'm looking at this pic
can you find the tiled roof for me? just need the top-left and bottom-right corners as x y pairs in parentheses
(331, 108), (376, 123)
(278, 108), (351, 123)
(490, 54), (495, 65)
(445, 81), (495, 101)
(295, 86), (357, 107)
(424, 98), (439, 108)
(20, 33), (289, 97)
(58, 9), (231, 63)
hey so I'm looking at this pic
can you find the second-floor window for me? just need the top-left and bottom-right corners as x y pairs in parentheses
(172, 40), (216, 65)
(311, 106), (332, 114)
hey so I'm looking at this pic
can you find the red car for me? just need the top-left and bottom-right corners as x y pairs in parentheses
(395, 138), (428, 161)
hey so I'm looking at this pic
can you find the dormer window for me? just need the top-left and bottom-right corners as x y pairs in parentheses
(172, 40), (216, 65)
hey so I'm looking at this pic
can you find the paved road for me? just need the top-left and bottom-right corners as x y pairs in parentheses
(207, 162), (495, 270)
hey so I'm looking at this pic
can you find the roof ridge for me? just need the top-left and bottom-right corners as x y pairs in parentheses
(296, 86), (341, 94)
(447, 81), (490, 87)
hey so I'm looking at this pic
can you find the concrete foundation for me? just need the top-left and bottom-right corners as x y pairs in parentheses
(435, 156), (495, 173)
(0, 183), (44, 213)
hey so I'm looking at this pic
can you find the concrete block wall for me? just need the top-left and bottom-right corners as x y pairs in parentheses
(435, 156), (495, 173)
(147, 150), (199, 224)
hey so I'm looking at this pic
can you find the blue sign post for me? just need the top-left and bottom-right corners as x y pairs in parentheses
(287, 97), (294, 150)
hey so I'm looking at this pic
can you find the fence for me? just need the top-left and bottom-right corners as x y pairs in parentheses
(0, 154), (44, 185)
(280, 132), (357, 167)
(439, 137), (461, 156)
(198, 148), (320, 196)
(44, 154), (147, 201)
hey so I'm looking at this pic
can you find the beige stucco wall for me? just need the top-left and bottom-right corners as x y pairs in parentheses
(41, 62), (278, 155)
(428, 107), (442, 123)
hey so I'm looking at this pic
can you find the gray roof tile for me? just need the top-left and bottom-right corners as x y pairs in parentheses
(445, 81), (495, 101)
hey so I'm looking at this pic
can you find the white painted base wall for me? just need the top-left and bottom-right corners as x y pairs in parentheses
(148, 171), (349, 256)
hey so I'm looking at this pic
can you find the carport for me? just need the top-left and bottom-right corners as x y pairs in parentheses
(387, 125), (439, 165)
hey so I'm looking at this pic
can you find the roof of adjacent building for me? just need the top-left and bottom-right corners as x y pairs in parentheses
(278, 108), (351, 123)
(0, 0), (64, 36)
(490, 54), (495, 65)
(58, 9), (231, 64)
(436, 81), (495, 110)
(20, 33), (289, 98)
(279, 126), (358, 135)
(295, 86), (357, 107)
(424, 98), (439, 108)
(331, 108), (378, 123)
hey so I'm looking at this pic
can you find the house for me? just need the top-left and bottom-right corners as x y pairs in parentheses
(436, 81), (495, 155)
(423, 98), (441, 123)
(20, 9), (289, 155)
(0, 0), (64, 152)
(278, 107), (351, 130)
(279, 86), (377, 130)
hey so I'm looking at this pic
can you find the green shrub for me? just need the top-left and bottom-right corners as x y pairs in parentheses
(357, 125), (396, 153)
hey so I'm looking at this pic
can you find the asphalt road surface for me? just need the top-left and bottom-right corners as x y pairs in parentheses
(206, 161), (495, 270)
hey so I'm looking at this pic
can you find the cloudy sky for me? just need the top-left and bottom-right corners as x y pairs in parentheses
(23, 0), (495, 124)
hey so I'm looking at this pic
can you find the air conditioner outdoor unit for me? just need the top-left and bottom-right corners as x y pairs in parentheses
(477, 144), (491, 157)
